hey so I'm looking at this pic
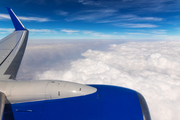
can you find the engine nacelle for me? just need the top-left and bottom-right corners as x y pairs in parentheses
(1, 80), (151, 120)
(0, 80), (97, 103)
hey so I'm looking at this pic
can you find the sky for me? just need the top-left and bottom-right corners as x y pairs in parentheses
(1, 0), (180, 39)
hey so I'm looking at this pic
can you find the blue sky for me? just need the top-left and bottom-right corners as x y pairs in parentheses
(1, 0), (180, 40)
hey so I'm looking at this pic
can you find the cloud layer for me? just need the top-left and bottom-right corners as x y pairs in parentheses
(18, 40), (180, 120)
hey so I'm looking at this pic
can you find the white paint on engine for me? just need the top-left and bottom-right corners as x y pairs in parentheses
(0, 80), (97, 104)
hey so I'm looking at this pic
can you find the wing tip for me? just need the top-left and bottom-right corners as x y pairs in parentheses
(6, 7), (26, 31)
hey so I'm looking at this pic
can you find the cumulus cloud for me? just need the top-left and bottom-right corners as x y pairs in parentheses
(17, 40), (116, 80)
(31, 41), (180, 120)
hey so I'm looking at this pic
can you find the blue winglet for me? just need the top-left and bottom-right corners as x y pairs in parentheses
(6, 7), (26, 31)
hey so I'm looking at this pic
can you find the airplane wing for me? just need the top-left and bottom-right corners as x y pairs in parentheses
(0, 8), (29, 80)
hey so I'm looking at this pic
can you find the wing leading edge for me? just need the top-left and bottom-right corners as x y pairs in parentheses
(0, 8), (29, 80)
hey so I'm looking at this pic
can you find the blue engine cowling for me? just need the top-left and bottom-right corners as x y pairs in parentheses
(4, 85), (151, 120)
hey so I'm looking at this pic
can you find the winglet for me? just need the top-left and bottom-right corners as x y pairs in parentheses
(6, 7), (26, 31)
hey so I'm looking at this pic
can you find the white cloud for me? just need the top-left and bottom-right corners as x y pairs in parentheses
(0, 13), (51, 22)
(0, 28), (56, 34)
(0, 27), (120, 38)
(29, 29), (56, 33)
(61, 29), (80, 34)
(82, 30), (93, 34)
(81, 30), (112, 37)
(60, 29), (113, 37)
(151, 30), (167, 34)
(97, 15), (162, 23)
(19, 16), (51, 22)
(143, 17), (162, 21)
(90, 32), (112, 37)
(56, 10), (68, 16)
(0, 14), (10, 19)
(126, 32), (149, 35)
(116, 23), (158, 28)
(36, 41), (180, 120)
(117, 15), (163, 22)
(66, 9), (117, 22)
(78, 0), (101, 5)
(0, 28), (14, 32)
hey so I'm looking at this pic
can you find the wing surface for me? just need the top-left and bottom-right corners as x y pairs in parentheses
(0, 8), (29, 80)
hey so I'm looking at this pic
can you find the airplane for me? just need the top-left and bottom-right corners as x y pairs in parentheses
(0, 7), (151, 120)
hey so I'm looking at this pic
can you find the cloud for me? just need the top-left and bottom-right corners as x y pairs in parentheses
(0, 28), (14, 32)
(60, 29), (114, 38)
(0, 27), (113, 38)
(0, 13), (51, 22)
(96, 15), (162, 24)
(29, 29), (56, 33)
(116, 15), (163, 22)
(78, 0), (101, 6)
(0, 14), (10, 19)
(19, 16), (51, 22)
(81, 30), (113, 37)
(151, 30), (167, 34)
(61, 29), (80, 33)
(97, 15), (162, 23)
(31, 40), (180, 120)
(143, 17), (162, 21)
(115, 23), (158, 28)
(89, 32), (112, 37)
(66, 9), (117, 22)
(65, 10), (161, 29)
(0, 28), (57, 35)
(56, 10), (68, 16)
(126, 32), (149, 35)
(0, 27), (121, 39)
(76, 0), (180, 13)
(17, 40), (118, 80)
(61, 29), (79, 33)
